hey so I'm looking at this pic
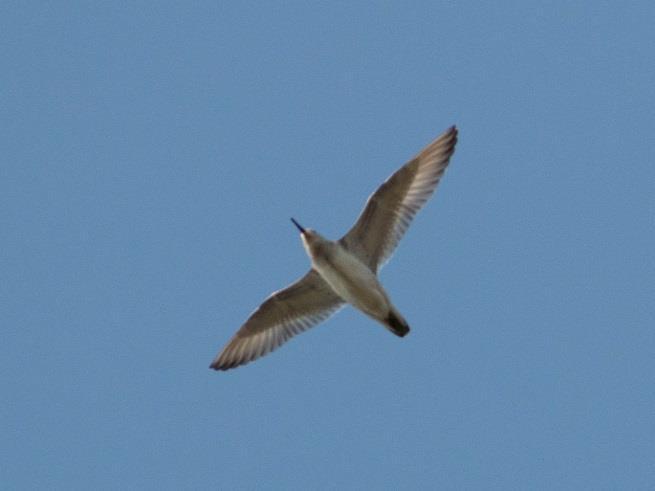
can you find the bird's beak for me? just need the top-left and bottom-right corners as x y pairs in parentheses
(290, 218), (306, 234)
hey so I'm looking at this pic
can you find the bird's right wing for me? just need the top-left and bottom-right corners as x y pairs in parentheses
(339, 126), (457, 271)
(210, 269), (344, 370)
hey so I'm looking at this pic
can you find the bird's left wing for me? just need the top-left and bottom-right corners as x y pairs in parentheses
(339, 126), (457, 271)
(210, 269), (344, 370)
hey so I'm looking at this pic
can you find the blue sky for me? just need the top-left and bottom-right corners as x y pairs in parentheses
(3, 2), (654, 489)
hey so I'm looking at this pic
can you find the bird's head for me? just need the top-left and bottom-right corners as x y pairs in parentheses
(290, 218), (325, 255)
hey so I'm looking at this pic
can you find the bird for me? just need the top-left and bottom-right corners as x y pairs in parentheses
(210, 125), (458, 370)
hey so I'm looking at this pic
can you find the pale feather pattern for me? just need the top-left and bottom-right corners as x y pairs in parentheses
(339, 126), (457, 271)
(210, 269), (344, 370)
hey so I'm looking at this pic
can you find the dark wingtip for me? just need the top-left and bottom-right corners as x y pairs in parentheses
(446, 125), (458, 141)
(209, 358), (228, 371)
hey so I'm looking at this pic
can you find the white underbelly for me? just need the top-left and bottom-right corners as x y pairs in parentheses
(313, 247), (390, 317)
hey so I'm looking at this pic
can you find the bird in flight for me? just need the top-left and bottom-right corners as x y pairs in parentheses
(210, 126), (458, 370)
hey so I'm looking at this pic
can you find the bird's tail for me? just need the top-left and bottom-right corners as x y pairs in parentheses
(385, 308), (410, 337)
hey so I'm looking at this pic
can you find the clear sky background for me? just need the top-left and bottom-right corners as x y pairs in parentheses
(3, 2), (654, 489)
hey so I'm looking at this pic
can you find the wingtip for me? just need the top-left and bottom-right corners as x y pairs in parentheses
(429, 125), (457, 148)
(424, 124), (458, 156)
(209, 350), (252, 371)
(209, 355), (231, 371)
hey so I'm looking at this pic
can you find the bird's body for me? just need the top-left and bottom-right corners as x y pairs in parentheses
(300, 229), (408, 337)
(210, 125), (458, 370)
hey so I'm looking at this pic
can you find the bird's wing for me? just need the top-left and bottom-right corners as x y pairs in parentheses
(210, 269), (344, 370)
(339, 126), (457, 271)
